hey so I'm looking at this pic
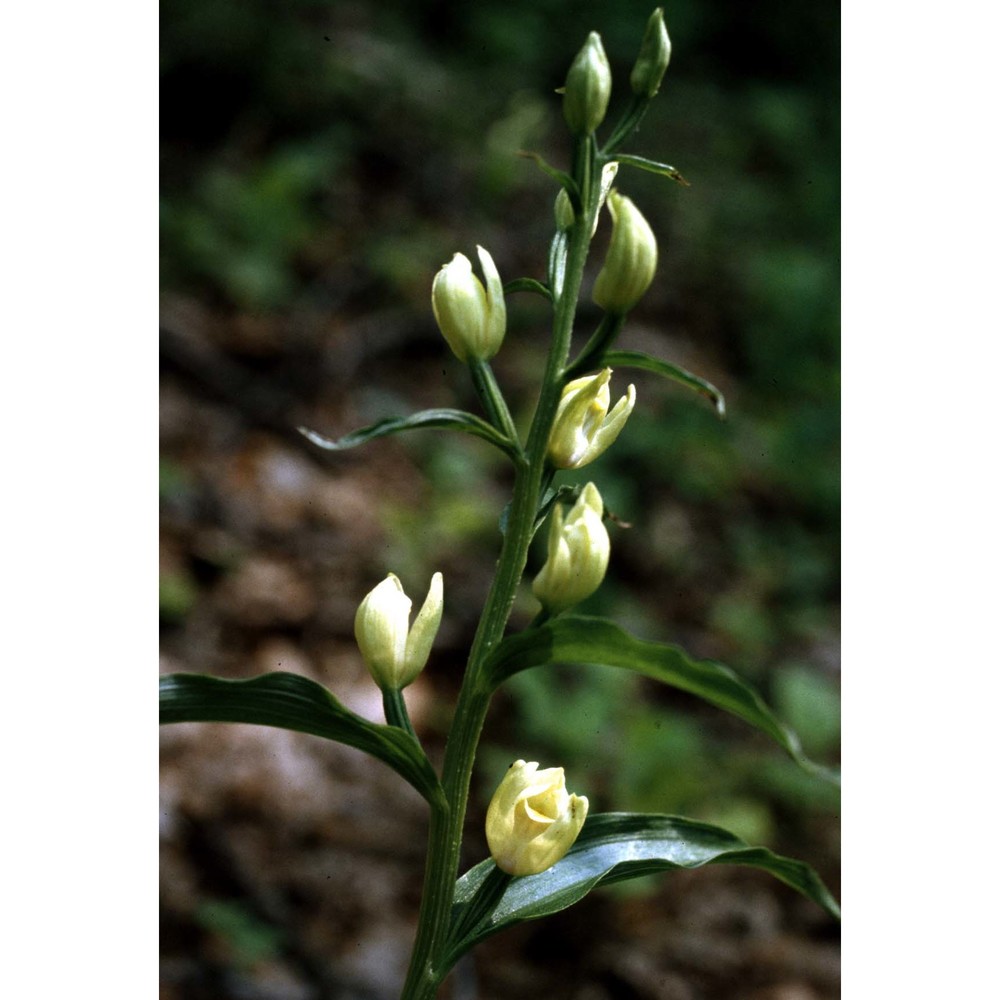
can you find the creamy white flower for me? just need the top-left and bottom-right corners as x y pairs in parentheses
(486, 760), (589, 876)
(431, 246), (506, 361)
(548, 369), (636, 469)
(532, 482), (610, 614)
(354, 572), (443, 690)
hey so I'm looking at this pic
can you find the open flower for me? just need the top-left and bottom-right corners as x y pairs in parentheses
(486, 760), (589, 876)
(354, 572), (443, 690)
(532, 482), (610, 614)
(431, 246), (506, 362)
(547, 368), (636, 469)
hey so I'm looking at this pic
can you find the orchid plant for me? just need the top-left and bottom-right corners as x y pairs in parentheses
(160, 11), (840, 998)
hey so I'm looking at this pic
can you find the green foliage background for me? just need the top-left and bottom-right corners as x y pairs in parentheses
(161, 0), (838, 874)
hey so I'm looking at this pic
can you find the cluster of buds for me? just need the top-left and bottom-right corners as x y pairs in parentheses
(533, 482), (610, 615)
(431, 245), (507, 362)
(563, 8), (671, 133)
(486, 760), (589, 876)
(354, 573), (443, 691)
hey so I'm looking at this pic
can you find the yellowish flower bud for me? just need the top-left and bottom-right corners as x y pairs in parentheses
(630, 8), (671, 99)
(554, 188), (575, 232)
(592, 191), (658, 314)
(563, 32), (612, 136)
(532, 482), (610, 614)
(354, 572), (443, 690)
(547, 368), (636, 470)
(431, 246), (506, 362)
(485, 760), (589, 876)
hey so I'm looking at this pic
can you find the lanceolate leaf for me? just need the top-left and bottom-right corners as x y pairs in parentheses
(484, 617), (837, 783)
(444, 812), (839, 968)
(517, 150), (582, 209)
(159, 672), (446, 809)
(601, 349), (726, 418)
(614, 153), (690, 186)
(503, 277), (553, 301)
(298, 409), (518, 459)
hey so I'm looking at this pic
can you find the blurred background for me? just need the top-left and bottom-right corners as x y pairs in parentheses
(160, 1), (840, 997)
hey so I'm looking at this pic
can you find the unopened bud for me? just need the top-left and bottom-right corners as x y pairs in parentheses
(532, 483), (610, 614)
(592, 190), (658, 313)
(486, 760), (589, 876)
(563, 32), (612, 136)
(547, 368), (636, 470)
(354, 572), (443, 690)
(630, 8), (671, 98)
(554, 188), (575, 232)
(431, 246), (506, 362)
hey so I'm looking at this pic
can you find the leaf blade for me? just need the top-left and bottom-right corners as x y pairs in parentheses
(445, 812), (838, 966)
(614, 153), (690, 186)
(159, 672), (446, 808)
(517, 150), (581, 208)
(503, 277), (553, 302)
(483, 617), (837, 782)
(298, 409), (518, 458)
(602, 349), (726, 418)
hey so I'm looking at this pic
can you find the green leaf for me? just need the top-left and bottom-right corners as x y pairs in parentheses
(601, 349), (726, 418)
(503, 277), (553, 302)
(159, 672), (446, 808)
(298, 409), (518, 459)
(517, 150), (581, 209)
(614, 153), (690, 186)
(483, 617), (837, 783)
(444, 812), (839, 967)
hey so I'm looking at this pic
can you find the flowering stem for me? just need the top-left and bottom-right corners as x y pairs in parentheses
(400, 135), (602, 1000)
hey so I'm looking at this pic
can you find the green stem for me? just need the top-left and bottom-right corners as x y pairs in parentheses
(565, 312), (627, 379)
(602, 94), (653, 156)
(382, 687), (418, 741)
(400, 134), (601, 1000)
(468, 357), (522, 454)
